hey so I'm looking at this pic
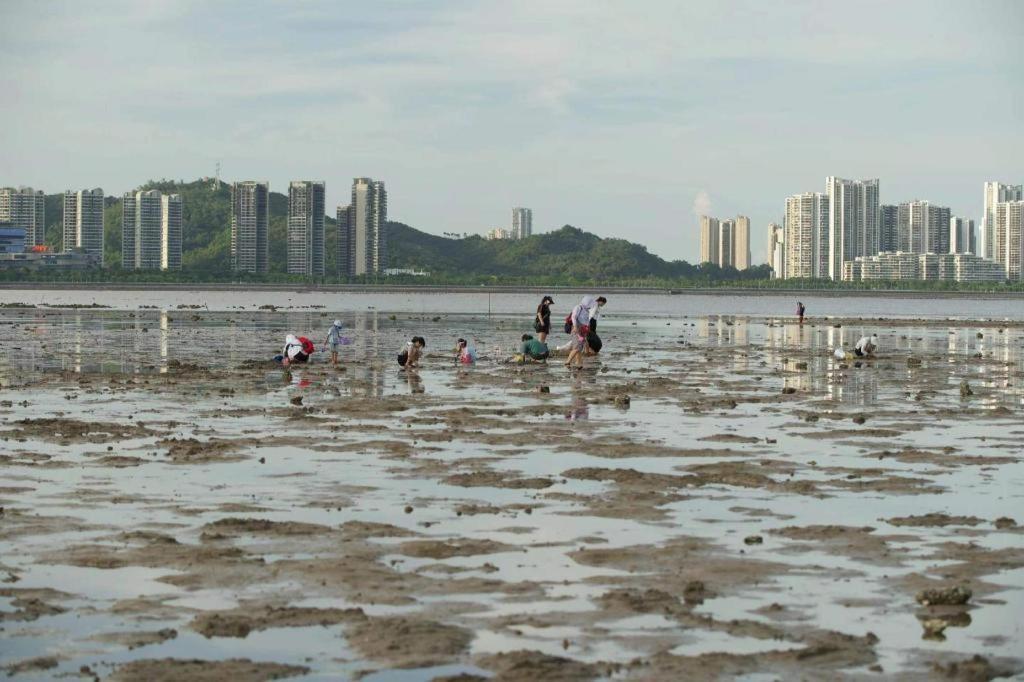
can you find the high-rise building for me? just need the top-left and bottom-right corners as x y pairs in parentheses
(699, 215), (719, 265)
(512, 207), (532, 239)
(897, 200), (950, 254)
(62, 189), (104, 264)
(784, 192), (829, 279)
(337, 204), (353, 278)
(718, 219), (735, 268)
(231, 181), (269, 274)
(122, 190), (181, 270)
(826, 177), (879, 280)
(950, 216), (975, 255)
(346, 178), (387, 276)
(982, 182), (1022, 259)
(994, 200), (1023, 281)
(732, 215), (751, 270)
(287, 181), (326, 276)
(879, 205), (899, 253)
(767, 223), (785, 278)
(0, 187), (45, 247)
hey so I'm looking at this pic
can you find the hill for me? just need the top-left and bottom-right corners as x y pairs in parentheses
(37, 178), (765, 283)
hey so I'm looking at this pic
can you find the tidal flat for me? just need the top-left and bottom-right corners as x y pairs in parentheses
(1, 306), (1022, 681)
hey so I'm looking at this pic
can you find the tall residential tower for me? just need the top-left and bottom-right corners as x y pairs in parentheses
(122, 190), (181, 270)
(982, 182), (1022, 259)
(0, 187), (45, 247)
(826, 177), (879, 280)
(784, 192), (829, 279)
(344, 177), (387, 277)
(512, 207), (532, 239)
(231, 181), (269, 274)
(62, 188), (105, 264)
(287, 181), (326, 276)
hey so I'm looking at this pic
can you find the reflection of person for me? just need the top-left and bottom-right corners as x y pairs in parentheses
(454, 338), (477, 364)
(406, 370), (425, 393)
(797, 301), (806, 324)
(534, 296), (554, 343)
(854, 334), (878, 357)
(520, 334), (550, 361)
(398, 336), (425, 369)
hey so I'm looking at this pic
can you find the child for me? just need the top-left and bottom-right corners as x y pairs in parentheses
(398, 336), (426, 369)
(325, 319), (344, 366)
(455, 338), (477, 364)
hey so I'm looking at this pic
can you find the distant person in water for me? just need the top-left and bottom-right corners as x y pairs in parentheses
(565, 296), (594, 369)
(324, 319), (345, 366)
(854, 334), (878, 357)
(520, 334), (550, 362)
(278, 334), (314, 365)
(398, 336), (426, 369)
(797, 301), (806, 324)
(534, 295), (554, 343)
(454, 338), (477, 364)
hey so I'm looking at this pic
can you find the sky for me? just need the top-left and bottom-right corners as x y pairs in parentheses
(1, 0), (1021, 263)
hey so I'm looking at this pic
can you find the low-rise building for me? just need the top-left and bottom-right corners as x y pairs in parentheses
(0, 226), (26, 254)
(0, 249), (101, 271)
(842, 252), (1005, 283)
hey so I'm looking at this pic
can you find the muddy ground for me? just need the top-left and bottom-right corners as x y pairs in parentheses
(1, 308), (1022, 680)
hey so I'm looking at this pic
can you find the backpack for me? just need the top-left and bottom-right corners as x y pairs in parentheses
(298, 337), (315, 355)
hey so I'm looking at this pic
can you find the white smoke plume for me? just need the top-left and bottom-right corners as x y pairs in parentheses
(692, 189), (712, 222)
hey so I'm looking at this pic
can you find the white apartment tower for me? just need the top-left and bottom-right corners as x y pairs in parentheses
(994, 200), (1023, 281)
(732, 215), (751, 270)
(512, 207), (532, 239)
(826, 177), (879, 280)
(346, 177), (387, 277)
(767, 223), (785, 278)
(231, 181), (269, 274)
(699, 215), (719, 265)
(0, 187), (46, 247)
(784, 192), (829, 279)
(287, 181), (326, 276)
(62, 188), (104, 264)
(950, 216), (975, 255)
(897, 200), (951, 254)
(982, 182), (1022, 259)
(122, 190), (181, 270)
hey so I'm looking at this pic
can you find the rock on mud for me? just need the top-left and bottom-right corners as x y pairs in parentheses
(916, 585), (972, 606)
(108, 658), (309, 681)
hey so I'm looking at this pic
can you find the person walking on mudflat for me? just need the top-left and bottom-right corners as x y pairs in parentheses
(797, 301), (806, 324)
(534, 295), (554, 343)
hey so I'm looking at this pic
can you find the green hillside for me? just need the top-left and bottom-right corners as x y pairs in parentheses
(36, 178), (765, 283)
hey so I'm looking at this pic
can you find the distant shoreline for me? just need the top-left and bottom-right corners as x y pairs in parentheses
(1, 282), (1023, 299)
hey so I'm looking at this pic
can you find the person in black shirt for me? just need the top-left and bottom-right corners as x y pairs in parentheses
(534, 295), (554, 343)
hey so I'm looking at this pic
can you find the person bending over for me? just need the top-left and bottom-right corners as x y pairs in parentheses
(520, 334), (550, 362)
(854, 334), (878, 357)
(398, 336), (426, 369)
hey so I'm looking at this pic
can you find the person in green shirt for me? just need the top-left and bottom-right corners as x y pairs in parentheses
(520, 334), (550, 362)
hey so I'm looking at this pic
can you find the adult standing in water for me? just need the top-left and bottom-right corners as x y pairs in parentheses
(565, 295), (594, 369)
(797, 301), (806, 325)
(534, 295), (554, 343)
(586, 296), (607, 354)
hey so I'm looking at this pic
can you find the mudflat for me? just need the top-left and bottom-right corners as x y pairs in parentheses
(1, 308), (1022, 680)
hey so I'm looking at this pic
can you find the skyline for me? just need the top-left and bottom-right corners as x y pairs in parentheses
(1, 1), (1022, 263)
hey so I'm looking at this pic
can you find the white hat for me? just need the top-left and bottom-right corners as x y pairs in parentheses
(333, 319), (342, 327)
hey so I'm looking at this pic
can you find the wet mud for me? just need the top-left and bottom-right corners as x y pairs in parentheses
(0, 308), (1022, 680)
